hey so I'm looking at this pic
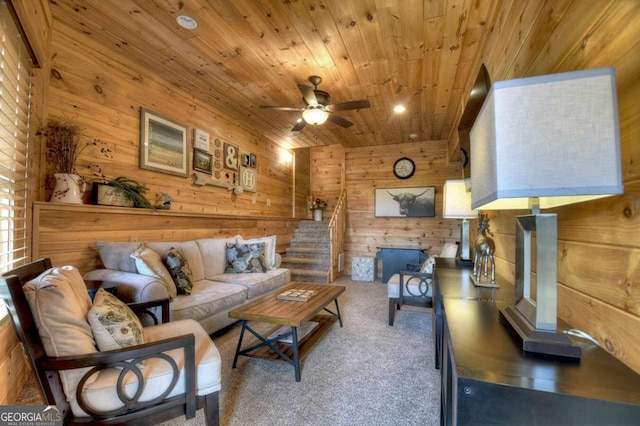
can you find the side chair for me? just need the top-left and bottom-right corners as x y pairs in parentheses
(388, 270), (433, 326)
(0, 258), (221, 425)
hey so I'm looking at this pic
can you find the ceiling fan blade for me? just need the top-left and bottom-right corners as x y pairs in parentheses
(292, 120), (306, 132)
(259, 106), (302, 111)
(326, 100), (371, 112)
(297, 84), (318, 106)
(328, 114), (353, 128)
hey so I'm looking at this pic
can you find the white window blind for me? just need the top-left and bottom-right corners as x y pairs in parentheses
(0, 2), (33, 319)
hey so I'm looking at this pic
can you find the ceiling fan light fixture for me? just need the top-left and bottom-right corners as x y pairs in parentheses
(302, 108), (329, 125)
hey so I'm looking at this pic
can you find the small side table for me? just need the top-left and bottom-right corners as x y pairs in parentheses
(352, 256), (377, 281)
(85, 279), (120, 301)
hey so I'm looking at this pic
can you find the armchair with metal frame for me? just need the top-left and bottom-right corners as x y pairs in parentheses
(388, 268), (434, 326)
(0, 258), (220, 425)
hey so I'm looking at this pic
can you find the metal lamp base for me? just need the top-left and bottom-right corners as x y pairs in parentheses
(499, 306), (581, 359)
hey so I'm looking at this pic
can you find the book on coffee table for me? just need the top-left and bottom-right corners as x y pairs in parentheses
(276, 288), (318, 302)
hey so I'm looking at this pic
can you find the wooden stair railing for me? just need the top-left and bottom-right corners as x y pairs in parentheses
(327, 190), (347, 282)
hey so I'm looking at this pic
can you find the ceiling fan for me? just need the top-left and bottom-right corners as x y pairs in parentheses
(259, 75), (371, 132)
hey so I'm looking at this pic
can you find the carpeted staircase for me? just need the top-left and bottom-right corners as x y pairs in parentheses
(281, 220), (330, 283)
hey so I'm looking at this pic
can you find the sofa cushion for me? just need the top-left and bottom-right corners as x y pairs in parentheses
(23, 266), (97, 404)
(146, 241), (205, 282)
(209, 268), (290, 299)
(237, 235), (277, 270)
(88, 288), (145, 351)
(96, 241), (142, 273)
(225, 242), (267, 273)
(196, 236), (238, 278)
(70, 319), (221, 417)
(164, 247), (194, 295)
(130, 243), (177, 299)
(169, 280), (248, 323)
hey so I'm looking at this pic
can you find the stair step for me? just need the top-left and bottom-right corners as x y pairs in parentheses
(289, 268), (328, 277)
(285, 247), (329, 254)
(284, 219), (331, 284)
(289, 241), (330, 249)
(281, 257), (330, 265)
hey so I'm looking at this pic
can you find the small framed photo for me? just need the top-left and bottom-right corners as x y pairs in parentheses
(250, 153), (257, 168)
(375, 186), (436, 217)
(193, 149), (213, 174)
(241, 153), (250, 167)
(194, 128), (210, 151)
(139, 108), (189, 177)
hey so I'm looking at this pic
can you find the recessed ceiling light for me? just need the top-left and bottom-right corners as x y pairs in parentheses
(393, 104), (406, 114)
(176, 15), (197, 30)
(409, 133), (418, 139)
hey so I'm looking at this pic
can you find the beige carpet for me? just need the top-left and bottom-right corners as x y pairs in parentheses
(18, 276), (440, 425)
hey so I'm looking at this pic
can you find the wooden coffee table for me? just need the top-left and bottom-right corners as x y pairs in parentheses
(229, 282), (345, 381)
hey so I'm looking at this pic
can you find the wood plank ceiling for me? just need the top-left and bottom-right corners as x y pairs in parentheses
(49, 0), (498, 150)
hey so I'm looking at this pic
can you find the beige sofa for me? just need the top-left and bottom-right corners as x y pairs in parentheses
(83, 235), (290, 334)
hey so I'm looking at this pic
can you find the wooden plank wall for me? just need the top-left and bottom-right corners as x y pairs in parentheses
(46, 19), (295, 217)
(293, 148), (311, 218)
(311, 145), (345, 212)
(474, 0), (640, 373)
(33, 203), (300, 274)
(0, 0), (52, 406)
(312, 140), (463, 277)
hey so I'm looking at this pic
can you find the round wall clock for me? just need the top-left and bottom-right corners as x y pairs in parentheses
(393, 157), (415, 179)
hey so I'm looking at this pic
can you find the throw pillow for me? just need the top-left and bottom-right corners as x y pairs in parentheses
(130, 243), (177, 299)
(165, 247), (194, 295)
(236, 235), (277, 270)
(88, 288), (145, 351)
(419, 256), (436, 274)
(96, 241), (142, 273)
(225, 242), (267, 273)
(24, 266), (98, 399)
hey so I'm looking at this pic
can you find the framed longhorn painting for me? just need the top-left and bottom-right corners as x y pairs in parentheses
(374, 186), (436, 218)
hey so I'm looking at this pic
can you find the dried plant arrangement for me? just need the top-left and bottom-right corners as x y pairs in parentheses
(39, 117), (113, 180)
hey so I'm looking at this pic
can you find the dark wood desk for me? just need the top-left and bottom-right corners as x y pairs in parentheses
(434, 259), (640, 425)
(376, 246), (427, 283)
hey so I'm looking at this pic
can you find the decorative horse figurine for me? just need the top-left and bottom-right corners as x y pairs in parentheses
(473, 213), (496, 285)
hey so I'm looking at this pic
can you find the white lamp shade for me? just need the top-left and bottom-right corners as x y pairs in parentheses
(302, 108), (329, 125)
(443, 179), (475, 218)
(470, 67), (623, 210)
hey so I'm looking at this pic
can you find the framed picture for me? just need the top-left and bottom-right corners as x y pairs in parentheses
(241, 153), (250, 167)
(374, 186), (436, 218)
(194, 128), (210, 151)
(249, 153), (257, 168)
(223, 142), (238, 170)
(139, 108), (189, 177)
(193, 149), (213, 174)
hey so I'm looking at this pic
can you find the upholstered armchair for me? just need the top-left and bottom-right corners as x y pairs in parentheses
(387, 267), (433, 326)
(0, 258), (221, 425)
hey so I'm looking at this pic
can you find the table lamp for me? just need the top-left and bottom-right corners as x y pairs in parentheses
(470, 67), (623, 358)
(443, 179), (475, 267)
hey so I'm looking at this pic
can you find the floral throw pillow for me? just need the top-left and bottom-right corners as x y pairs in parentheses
(225, 242), (267, 273)
(165, 247), (194, 295)
(88, 288), (145, 351)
